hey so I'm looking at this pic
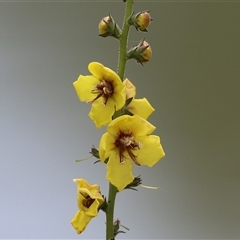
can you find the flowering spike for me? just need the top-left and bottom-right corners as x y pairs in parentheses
(98, 15), (122, 39)
(127, 39), (152, 64)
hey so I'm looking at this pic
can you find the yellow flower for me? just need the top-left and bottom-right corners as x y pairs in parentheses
(99, 115), (165, 191)
(73, 62), (126, 128)
(71, 179), (104, 234)
(123, 79), (155, 119)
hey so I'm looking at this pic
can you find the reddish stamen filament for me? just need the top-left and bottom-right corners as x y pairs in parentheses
(88, 79), (113, 105)
(80, 192), (95, 208)
(115, 131), (141, 166)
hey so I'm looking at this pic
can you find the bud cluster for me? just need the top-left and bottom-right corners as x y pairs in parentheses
(98, 8), (153, 64)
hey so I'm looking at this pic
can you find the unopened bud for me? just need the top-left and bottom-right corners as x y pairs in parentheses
(98, 15), (121, 39)
(141, 40), (152, 62)
(127, 39), (152, 65)
(98, 16), (111, 35)
(128, 10), (152, 32)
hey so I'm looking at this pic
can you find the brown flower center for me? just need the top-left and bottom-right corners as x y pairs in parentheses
(81, 192), (95, 208)
(114, 131), (141, 166)
(88, 79), (114, 105)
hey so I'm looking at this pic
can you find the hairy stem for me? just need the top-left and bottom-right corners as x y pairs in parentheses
(106, 182), (118, 240)
(106, 1), (134, 240)
(117, 0), (134, 80)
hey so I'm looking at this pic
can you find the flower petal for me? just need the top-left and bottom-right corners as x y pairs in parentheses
(84, 199), (102, 217)
(112, 83), (126, 110)
(89, 98), (115, 128)
(123, 78), (136, 99)
(88, 62), (105, 80)
(99, 132), (108, 162)
(73, 75), (99, 102)
(127, 98), (155, 119)
(88, 62), (121, 84)
(106, 154), (134, 191)
(134, 135), (165, 167)
(73, 179), (103, 210)
(108, 115), (156, 137)
(71, 210), (92, 234)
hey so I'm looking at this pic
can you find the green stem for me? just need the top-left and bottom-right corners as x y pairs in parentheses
(106, 182), (118, 240)
(106, 1), (134, 240)
(117, 0), (134, 80)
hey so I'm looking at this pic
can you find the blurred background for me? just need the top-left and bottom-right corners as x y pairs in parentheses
(1, 0), (240, 239)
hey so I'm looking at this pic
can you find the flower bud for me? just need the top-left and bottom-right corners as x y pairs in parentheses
(128, 10), (152, 32)
(141, 40), (152, 62)
(127, 39), (152, 65)
(98, 16), (110, 36)
(98, 15), (121, 39)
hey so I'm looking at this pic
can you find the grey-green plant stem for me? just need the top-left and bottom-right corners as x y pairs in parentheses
(117, 0), (134, 81)
(106, 1), (134, 240)
(106, 182), (118, 240)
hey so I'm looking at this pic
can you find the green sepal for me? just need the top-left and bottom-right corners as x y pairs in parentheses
(99, 196), (108, 213)
(124, 175), (142, 190)
(90, 146), (100, 159)
(127, 38), (150, 64)
(125, 97), (133, 106)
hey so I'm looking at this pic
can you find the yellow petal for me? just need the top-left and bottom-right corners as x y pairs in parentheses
(73, 179), (103, 210)
(71, 210), (92, 234)
(134, 135), (165, 167)
(84, 199), (102, 217)
(73, 75), (99, 102)
(88, 62), (121, 84)
(112, 83), (126, 110)
(123, 78), (136, 99)
(89, 98), (115, 128)
(127, 98), (155, 119)
(106, 154), (134, 191)
(108, 115), (156, 138)
(99, 132), (109, 163)
(88, 62), (105, 80)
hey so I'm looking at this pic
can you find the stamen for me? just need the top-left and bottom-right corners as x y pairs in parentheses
(115, 131), (141, 165)
(88, 79), (114, 105)
(80, 192), (95, 208)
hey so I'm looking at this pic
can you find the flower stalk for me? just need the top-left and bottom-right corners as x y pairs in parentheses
(71, 0), (166, 238)
(106, 182), (118, 240)
(106, 1), (134, 239)
(117, 0), (134, 80)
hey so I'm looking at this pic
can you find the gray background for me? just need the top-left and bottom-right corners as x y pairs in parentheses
(1, 0), (240, 239)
